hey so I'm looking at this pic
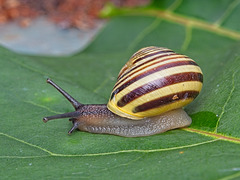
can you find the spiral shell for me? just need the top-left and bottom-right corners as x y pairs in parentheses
(107, 46), (203, 120)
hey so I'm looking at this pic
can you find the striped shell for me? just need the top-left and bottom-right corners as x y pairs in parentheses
(107, 46), (203, 120)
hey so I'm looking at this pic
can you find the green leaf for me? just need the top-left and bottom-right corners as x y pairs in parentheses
(1, 0), (240, 179)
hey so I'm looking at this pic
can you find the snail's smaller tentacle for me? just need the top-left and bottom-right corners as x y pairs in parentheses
(43, 111), (81, 122)
(68, 121), (80, 134)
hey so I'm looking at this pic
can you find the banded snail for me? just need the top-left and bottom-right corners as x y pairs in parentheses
(43, 46), (203, 137)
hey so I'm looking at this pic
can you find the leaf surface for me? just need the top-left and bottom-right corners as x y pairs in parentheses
(1, 0), (240, 179)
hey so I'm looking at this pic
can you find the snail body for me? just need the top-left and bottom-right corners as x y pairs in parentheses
(43, 46), (203, 137)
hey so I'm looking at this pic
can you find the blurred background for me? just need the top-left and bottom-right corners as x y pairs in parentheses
(0, 0), (150, 55)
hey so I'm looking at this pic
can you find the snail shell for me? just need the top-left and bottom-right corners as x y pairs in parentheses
(108, 46), (203, 119)
(43, 46), (203, 137)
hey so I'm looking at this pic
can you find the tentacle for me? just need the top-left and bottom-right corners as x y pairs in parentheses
(68, 121), (80, 134)
(46, 78), (82, 110)
(43, 111), (81, 122)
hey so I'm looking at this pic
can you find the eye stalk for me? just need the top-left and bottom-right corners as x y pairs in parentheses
(46, 78), (82, 110)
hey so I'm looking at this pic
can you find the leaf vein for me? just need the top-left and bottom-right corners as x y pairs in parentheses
(151, 10), (240, 40)
(111, 8), (240, 40)
(181, 25), (192, 51)
(0, 155), (51, 159)
(0, 132), (219, 158)
(184, 127), (240, 144)
(214, 0), (240, 26)
(128, 18), (161, 51)
(168, 0), (183, 11)
(219, 171), (240, 180)
(0, 132), (52, 155)
(24, 100), (63, 114)
(215, 71), (236, 133)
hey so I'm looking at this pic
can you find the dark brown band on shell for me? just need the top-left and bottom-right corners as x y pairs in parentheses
(117, 72), (203, 107)
(111, 60), (199, 100)
(132, 91), (199, 113)
(116, 53), (187, 87)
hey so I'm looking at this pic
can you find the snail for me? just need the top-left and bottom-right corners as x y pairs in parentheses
(43, 46), (203, 137)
